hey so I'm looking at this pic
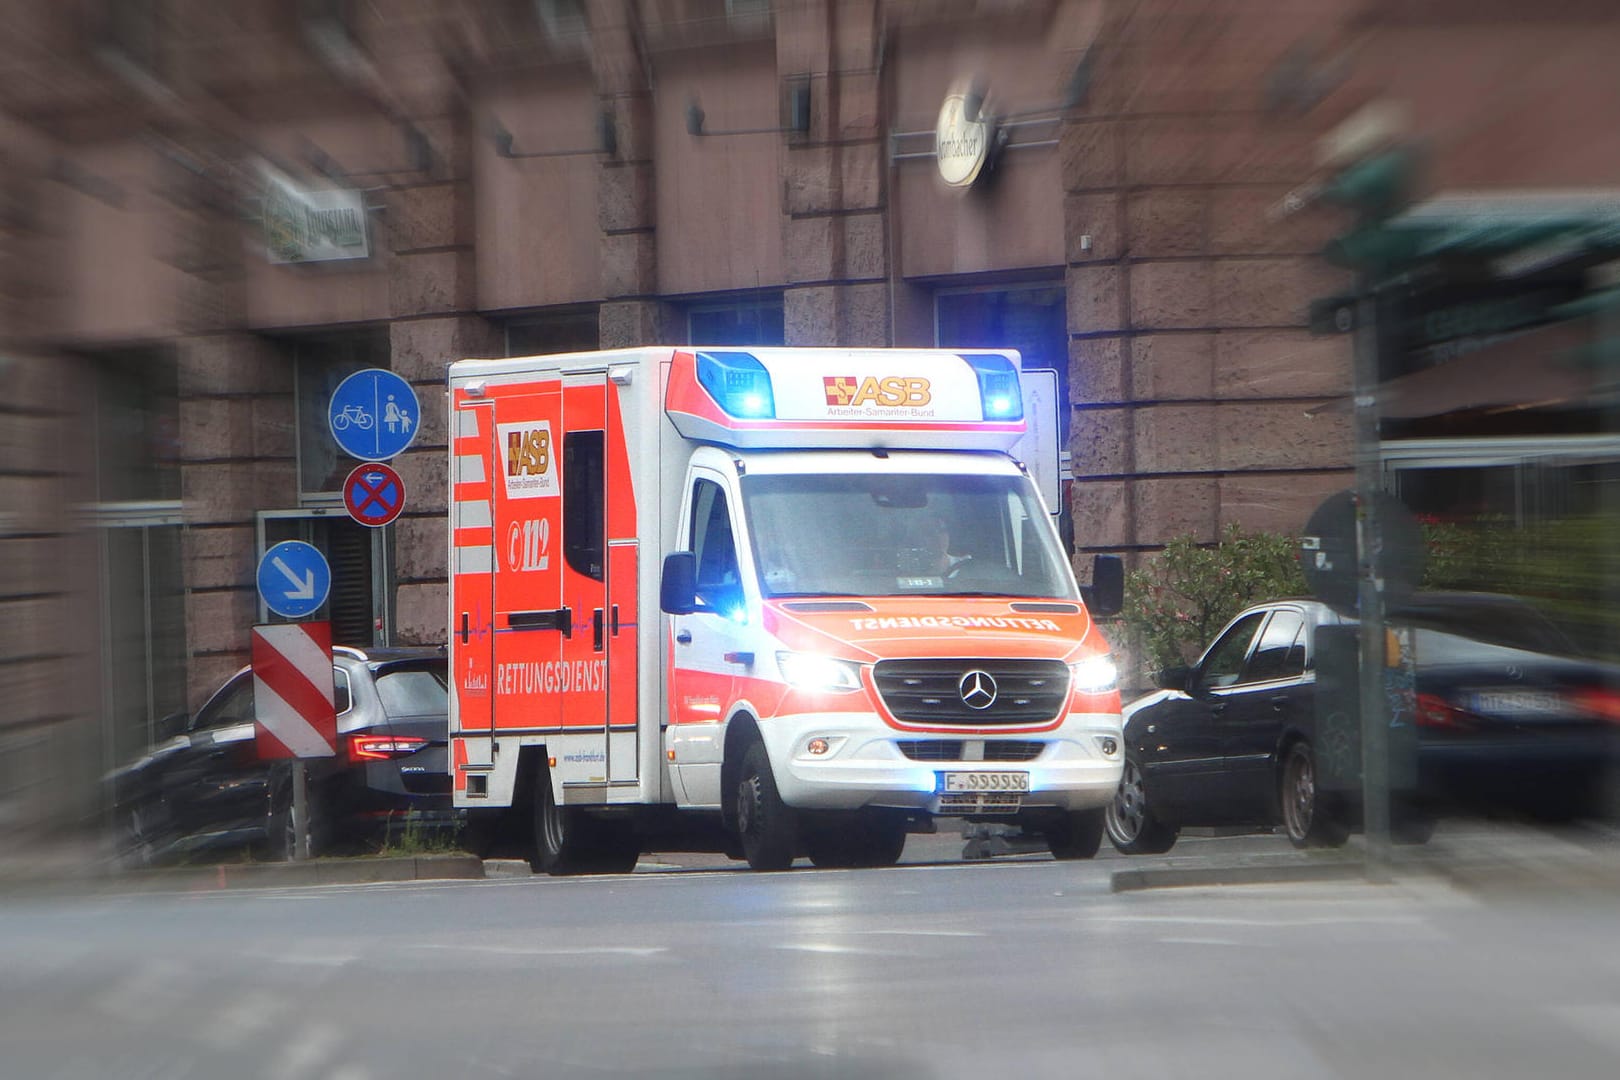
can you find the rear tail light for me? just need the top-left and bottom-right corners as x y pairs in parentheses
(349, 735), (429, 761)
(1573, 687), (1620, 724)
(1415, 692), (1475, 731)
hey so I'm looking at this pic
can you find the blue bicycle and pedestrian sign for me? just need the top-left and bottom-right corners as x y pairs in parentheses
(343, 462), (406, 528)
(257, 540), (333, 620)
(328, 367), (420, 462)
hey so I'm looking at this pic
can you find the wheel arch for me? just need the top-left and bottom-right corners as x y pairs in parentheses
(720, 710), (762, 831)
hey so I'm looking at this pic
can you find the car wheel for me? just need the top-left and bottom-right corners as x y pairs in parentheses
(1046, 807), (1106, 860)
(1105, 757), (1180, 855)
(735, 742), (798, 871)
(114, 801), (160, 870)
(1280, 742), (1348, 849)
(531, 767), (582, 875)
(805, 814), (906, 869)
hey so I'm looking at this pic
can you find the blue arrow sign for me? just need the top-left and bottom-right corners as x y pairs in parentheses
(329, 367), (420, 462)
(257, 541), (332, 620)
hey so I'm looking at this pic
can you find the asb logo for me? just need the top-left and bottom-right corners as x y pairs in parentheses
(823, 375), (932, 408)
(497, 421), (558, 500)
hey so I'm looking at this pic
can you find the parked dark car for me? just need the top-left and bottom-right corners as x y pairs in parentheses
(106, 645), (454, 866)
(1106, 594), (1620, 855)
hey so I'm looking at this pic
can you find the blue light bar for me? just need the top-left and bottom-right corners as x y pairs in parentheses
(961, 354), (1024, 421)
(696, 351), (776, 420)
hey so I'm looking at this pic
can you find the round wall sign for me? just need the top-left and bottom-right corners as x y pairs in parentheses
(935, 91), (991, 188)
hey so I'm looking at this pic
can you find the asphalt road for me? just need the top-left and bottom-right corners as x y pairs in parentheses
(3, 825), (1619, 1079)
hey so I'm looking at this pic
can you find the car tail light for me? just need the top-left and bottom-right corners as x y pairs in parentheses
(1415, 692), (1474, 731)
(1572, 687), (1620, 724)
(349, 735), (428, 761)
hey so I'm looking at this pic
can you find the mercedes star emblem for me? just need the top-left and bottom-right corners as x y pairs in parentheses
(958, 670), (998, 710)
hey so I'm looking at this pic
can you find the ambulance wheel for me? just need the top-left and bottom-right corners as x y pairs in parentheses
(532, 770), (589, 875)
(805, 814), (906, 869)
(1045, 807), (1105, 860)
(735, 742), (798, 871)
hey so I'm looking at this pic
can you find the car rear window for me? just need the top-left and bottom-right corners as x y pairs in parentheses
(374, 667), (449, 717)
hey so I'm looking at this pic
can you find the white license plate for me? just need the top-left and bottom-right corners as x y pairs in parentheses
(942, 771), (1030, 793)
(1469, 690), (1565, 716)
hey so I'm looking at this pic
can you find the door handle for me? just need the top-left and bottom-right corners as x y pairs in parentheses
(675, 629), (692, 645)
(611, 604), (620, 636)
(508, 608), (572, 638)
(460, 612), (469, 644)
(592, 608), (605, 652)
(1271, 697), (1288, 713)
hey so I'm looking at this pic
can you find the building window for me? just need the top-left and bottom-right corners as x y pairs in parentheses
(258, 510), (390, 647)
(935, 282), (1068, 440)
(534, 0), (587, 39)
(93, 349), (180, 504)
(293, 332), (388, 500)
(506, 309), (600, 357)
(687, 295), (785, 347)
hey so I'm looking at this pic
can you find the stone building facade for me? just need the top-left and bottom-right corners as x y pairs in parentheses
(3, 0), (1616, 837)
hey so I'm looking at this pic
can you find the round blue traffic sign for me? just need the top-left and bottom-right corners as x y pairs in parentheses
(329, 368), (420, 462)
(343, 462), (406, 528)
(257, 541), (332, 619)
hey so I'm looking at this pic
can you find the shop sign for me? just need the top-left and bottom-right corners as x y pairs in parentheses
(936, 91), (990, 188)
(260, 162), (370, 264)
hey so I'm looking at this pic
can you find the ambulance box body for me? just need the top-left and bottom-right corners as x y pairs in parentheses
(447, 347), (1124, 872)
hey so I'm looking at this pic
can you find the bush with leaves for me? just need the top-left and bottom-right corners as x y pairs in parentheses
(1122, 524), (1307, 685)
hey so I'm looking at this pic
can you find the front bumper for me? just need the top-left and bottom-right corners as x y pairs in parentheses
(757, 710), (1124, 814)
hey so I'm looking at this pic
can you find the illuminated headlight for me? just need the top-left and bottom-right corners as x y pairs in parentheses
(1070, 656), (1118, 693)
(776, 652), (864, 693)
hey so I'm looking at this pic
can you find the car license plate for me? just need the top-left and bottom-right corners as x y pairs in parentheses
(1469, 690), (1565, 716)
(942, 771), (1029, 793)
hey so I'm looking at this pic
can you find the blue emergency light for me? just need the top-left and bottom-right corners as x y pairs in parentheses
(696, 351), (776, 419)
(963, 354), (1024, 421)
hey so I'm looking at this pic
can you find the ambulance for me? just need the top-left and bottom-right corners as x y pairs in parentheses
(447, 347), (1125, 873)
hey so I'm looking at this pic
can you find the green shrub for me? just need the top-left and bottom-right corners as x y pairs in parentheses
(1122, 524), (1306, 682)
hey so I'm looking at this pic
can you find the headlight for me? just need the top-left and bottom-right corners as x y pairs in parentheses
(1070, 655), (1118, 694)
(776, 652), (864, 693)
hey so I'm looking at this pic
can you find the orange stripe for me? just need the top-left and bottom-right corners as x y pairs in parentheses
(454, 527), (492, 546)
(454, 437), (484, 454)
(454, 482), (488, 502)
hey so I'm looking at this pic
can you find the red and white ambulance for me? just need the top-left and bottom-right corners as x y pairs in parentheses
(447, 347), (1124, 872)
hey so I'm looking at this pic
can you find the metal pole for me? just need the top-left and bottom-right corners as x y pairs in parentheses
(292, 761), (310, 861)
(1354, 289), (1392, 884)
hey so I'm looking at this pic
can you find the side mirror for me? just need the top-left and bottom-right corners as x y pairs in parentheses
(660, 552), (698, 615)
(157, 711), (189, 742)
(1155, 665), (1192, 692)
(1082, 554), (1124, 617)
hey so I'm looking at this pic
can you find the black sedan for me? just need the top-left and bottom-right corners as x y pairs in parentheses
(106, 646), (454, 866)
(1106, 594), (1620, 855)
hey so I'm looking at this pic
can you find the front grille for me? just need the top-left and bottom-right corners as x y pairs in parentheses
(985, 740), (1044, 762)
(873, 659), (1070, 726)
(939, 792), (1024, 814)
(898, 740), (964, 761)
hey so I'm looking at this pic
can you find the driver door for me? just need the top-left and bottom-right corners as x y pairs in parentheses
(1139, 611), (1266, 823)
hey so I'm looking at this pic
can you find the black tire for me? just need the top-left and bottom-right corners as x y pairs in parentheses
(805, 814), (906, 869)
(1105, 757), (1180, 855)
(1046, 807), (1106, 860)
(113, 800), (161, 870)
(531, 765), (641, 876)
(735, 742), (798, 871)
(1280, 742), (1349, 849)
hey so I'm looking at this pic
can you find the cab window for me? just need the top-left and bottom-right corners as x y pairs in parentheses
(690, 479), (741, 609)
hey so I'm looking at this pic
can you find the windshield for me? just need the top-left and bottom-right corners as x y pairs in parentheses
(741, 471), (1077, 600)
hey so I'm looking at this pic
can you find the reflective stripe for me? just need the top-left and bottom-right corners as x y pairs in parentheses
(457, 546), (493, 574)
(456, 408), (482, 438)
(455, 453), (486, 484)
(456, 499), (491, 529)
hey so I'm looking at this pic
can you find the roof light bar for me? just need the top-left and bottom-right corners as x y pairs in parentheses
(696, 351), (777, 420)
